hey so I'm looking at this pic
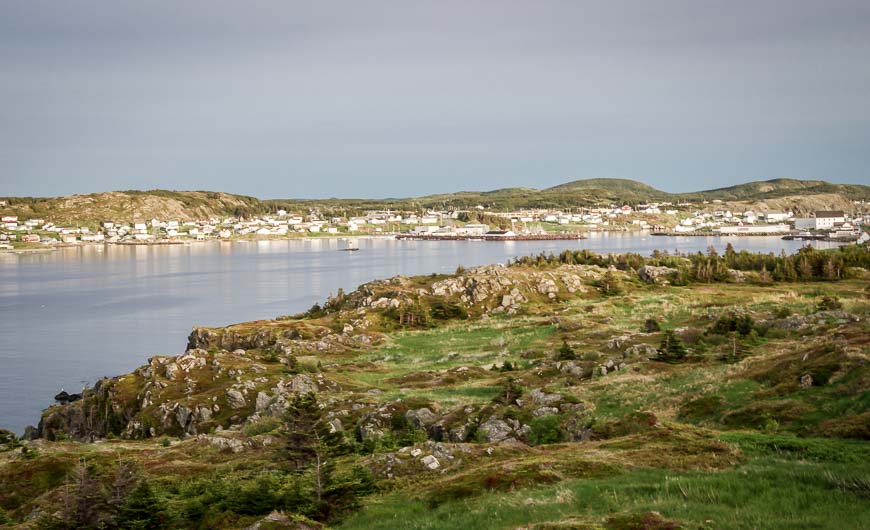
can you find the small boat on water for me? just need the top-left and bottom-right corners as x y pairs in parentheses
(340, 239), (360, 251)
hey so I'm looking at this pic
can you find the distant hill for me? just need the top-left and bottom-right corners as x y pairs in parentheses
(2, 178), (868, 223)
(546, 178), (664, 195)
(0, 190), (266, 227)
(676, 178), (870, 202)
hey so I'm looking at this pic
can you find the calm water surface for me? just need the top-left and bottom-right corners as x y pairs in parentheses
(0, 234), (843, 433)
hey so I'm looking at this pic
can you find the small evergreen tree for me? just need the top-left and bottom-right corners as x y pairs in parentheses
(757, 265), (773, 285)
(59, 460), (105, 529)
(116, 480), (166, 529)
(493, 378), (523, 405)
(284, 392), (346, 511)
(722, 332), (749, 363)
(556, 340), (576, 360)
(598, 270), (622, 296)
(656, 330), (688, 363)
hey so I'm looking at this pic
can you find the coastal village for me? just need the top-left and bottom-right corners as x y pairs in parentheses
(1, 197), (868, 250)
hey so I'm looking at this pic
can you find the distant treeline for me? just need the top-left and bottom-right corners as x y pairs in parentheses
(511, 244), (870, 283)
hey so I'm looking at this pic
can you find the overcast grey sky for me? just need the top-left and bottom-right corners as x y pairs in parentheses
(1, 0), (868, 198)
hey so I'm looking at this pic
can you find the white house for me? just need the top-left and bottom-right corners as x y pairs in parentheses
(460, 223), (489, 236)
(763, 212), (792, 223)
(794, 211), (846, 230)
(413, 225), (440, 235)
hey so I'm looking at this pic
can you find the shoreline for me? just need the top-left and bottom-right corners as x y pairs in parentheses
(1, 229), (858, 255)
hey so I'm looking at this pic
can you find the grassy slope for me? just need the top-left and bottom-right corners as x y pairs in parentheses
(1, 267), (869, 528)
(0, 190), (266, 227)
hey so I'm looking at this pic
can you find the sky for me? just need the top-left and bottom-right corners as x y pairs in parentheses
(1, 0), (869, 199)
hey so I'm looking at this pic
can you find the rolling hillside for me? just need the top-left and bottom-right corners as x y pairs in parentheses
(0, 190), (266, 227)
(2, 178), (868, 224)
(676, 178), (870, 202)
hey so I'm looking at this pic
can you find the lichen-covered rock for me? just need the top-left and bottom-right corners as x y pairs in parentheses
(623, 344), (658, 358)
(420, 454), (440, 470)
(556, 361), (585, 376)
(165, 362), (179, 379)
(479, 417), (513, 443)
(226, 389), (247, 409)
(198, 434), (245, 453)
(529, 389), (563, 408)
(406, 408), (438, 429)
(637, 265), (678, 284)
(255, 391), (272, 413)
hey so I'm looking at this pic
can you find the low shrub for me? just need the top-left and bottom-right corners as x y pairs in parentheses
(555, 340), (576, 361)
(816, 295), (843, 311)
(528, 415), (565, 445)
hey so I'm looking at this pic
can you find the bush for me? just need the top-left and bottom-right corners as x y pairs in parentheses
(596, 270), (623, 296)
(260, 348), (281, 363)
(816, 295), (843, 311)
(774, 306), (792, 319)
(555, 340), (576, 361)
(244, 418), (282, 437)
(707, 312), (755, 336)
(528, 415), (564, 445)
(428, 299), (468, 320)
(493, 379), (523, 405)
(642, 318), (660, 333)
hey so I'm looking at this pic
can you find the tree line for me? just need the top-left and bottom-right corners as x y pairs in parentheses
(510, 244), (870, 283)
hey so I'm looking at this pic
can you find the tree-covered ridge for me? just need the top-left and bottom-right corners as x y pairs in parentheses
(512, 244), (870, 283)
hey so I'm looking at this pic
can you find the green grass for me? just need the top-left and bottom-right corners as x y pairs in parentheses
(350, 322), (557, 386)
(338, 456), (870, 530)
(383, 385), (503, 407)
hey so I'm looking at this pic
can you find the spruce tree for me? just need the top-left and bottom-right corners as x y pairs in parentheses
(117, 480), (166, 530)
(656, 330), (688, 363)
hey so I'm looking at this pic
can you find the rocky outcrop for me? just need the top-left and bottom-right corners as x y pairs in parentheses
(245, 511), (323, 530)
(770, 311), (861, 331)
(478, 416), (530, 443)
(637, 265), (678, 284)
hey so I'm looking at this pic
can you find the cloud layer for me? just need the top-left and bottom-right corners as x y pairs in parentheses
(2, 1), (868, 197)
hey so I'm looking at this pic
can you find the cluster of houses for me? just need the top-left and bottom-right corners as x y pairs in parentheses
(1, 201), (868, 249)
(680, 209), (864, 238)
(0, 209), (466, 247)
